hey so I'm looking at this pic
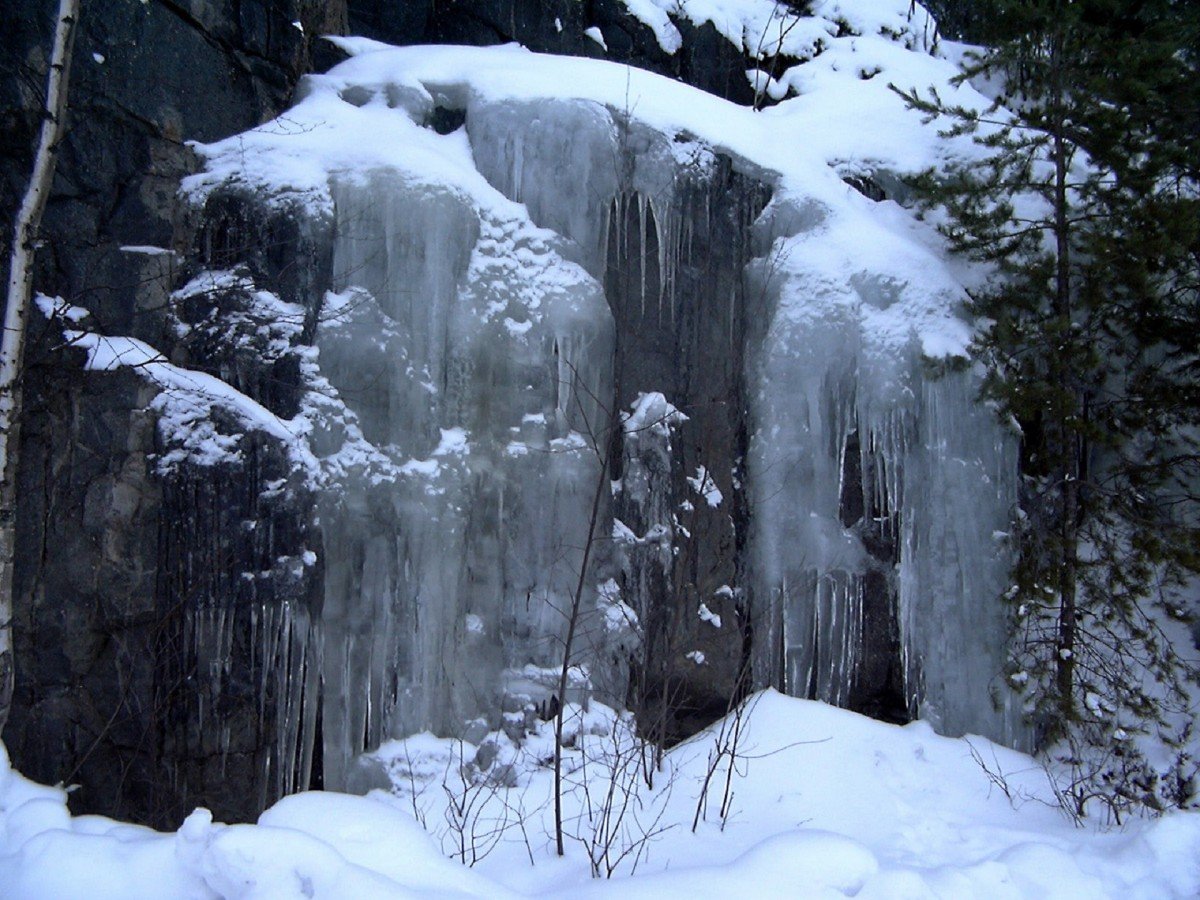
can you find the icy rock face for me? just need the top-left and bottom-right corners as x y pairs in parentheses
(314, 165), (613, 787)
(157, 195), (330, 816)
(469, 98), (771, 734)
(18, 190), (340, 823)
(468, 98), (622, 276)
(747, 196), (1023, 746)
(168, 34), (1029, 802)
(1, 0), (1038, 828)
(281, 87), (777, 781)
(613, 392), (688, 721)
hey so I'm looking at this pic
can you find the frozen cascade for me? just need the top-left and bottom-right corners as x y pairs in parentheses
(899, 373), (1024, 747)
(466, 99), (621, 276)
(316, 166), (614, 788)
(468, 93), (770, 730)
(174, 43), (1036, 805)
(749, 215), (872, 710)
(321, 172), (479, 455)
(748, 196), (1025, 746)
(467, 98), (723, 294)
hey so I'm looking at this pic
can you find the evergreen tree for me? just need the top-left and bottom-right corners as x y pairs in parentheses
(897, 0), (1200, 818)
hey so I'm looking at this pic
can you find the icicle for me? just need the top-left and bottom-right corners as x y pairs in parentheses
(512, 135), (524, 200)
(638, 192), (648, 318)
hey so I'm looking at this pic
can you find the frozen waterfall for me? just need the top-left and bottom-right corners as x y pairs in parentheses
(312, 164), (614, 787)
(180, 42), (1031, 793)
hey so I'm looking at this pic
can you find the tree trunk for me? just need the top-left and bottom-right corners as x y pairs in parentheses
(0, 0), (80, 734)
(1048, 23), (1080, 723)
(554, 446), (610, 856)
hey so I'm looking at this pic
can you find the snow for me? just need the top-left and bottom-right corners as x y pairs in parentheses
(4, 693), (1199, 898)
(37, 295), (315, 472)
(315, 37), (959, 183)
(584, 27), (608, 51)
(433, 427), (470, 456)
(614, 0), (940, 81)
(686, 466), (723, 508)
(617, 0), (683, 53)
(119, 244), (174, 257)
(35, 293), (88, 324)
(697, 602), (723, 629)
(622, 392), (688, 437)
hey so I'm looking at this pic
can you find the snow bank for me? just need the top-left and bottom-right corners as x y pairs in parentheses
(4, 694), (1199, 897)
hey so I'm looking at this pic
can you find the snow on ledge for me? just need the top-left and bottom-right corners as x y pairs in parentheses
(37, 295), (314, 472)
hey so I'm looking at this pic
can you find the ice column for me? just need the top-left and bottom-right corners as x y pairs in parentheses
(749, 197), (1026, 744)
(899, 372), (1026, 747)
(315, 167), (614, 787)
(749, 244), (871, 708)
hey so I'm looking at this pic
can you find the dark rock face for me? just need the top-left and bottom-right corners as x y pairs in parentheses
(604, 163), (770, 741)
(347, 0), (769, 104)
(2, 0), (345, 320)
(8, 347), (164, 822)
(2, 0), (346, 827)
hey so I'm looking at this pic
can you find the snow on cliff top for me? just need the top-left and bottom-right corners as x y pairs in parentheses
(618, 0), (939, 60)
(3, 692), (1199, 898)
(310, 0), (971, 190)
(185, 0), (988, 361)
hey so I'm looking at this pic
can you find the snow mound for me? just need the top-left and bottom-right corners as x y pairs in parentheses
(4, 694), (1200, 897)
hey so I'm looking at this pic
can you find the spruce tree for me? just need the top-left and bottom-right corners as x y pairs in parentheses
(896, 0), (1200, 818)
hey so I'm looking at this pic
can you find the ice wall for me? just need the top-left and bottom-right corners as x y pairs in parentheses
(172, 40), (1032, 801)
(314, 166), (613, 787)
(747, 196), (1024, 746)
(306, 93), (768, 774)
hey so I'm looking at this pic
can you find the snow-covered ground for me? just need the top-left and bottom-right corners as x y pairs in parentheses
(3, 691), (1198, 898)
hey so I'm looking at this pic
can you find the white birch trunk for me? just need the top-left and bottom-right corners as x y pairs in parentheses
(0, 0), (80, 733)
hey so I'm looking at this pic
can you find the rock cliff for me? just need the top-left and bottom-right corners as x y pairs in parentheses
(2, 0), (1020, 827)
